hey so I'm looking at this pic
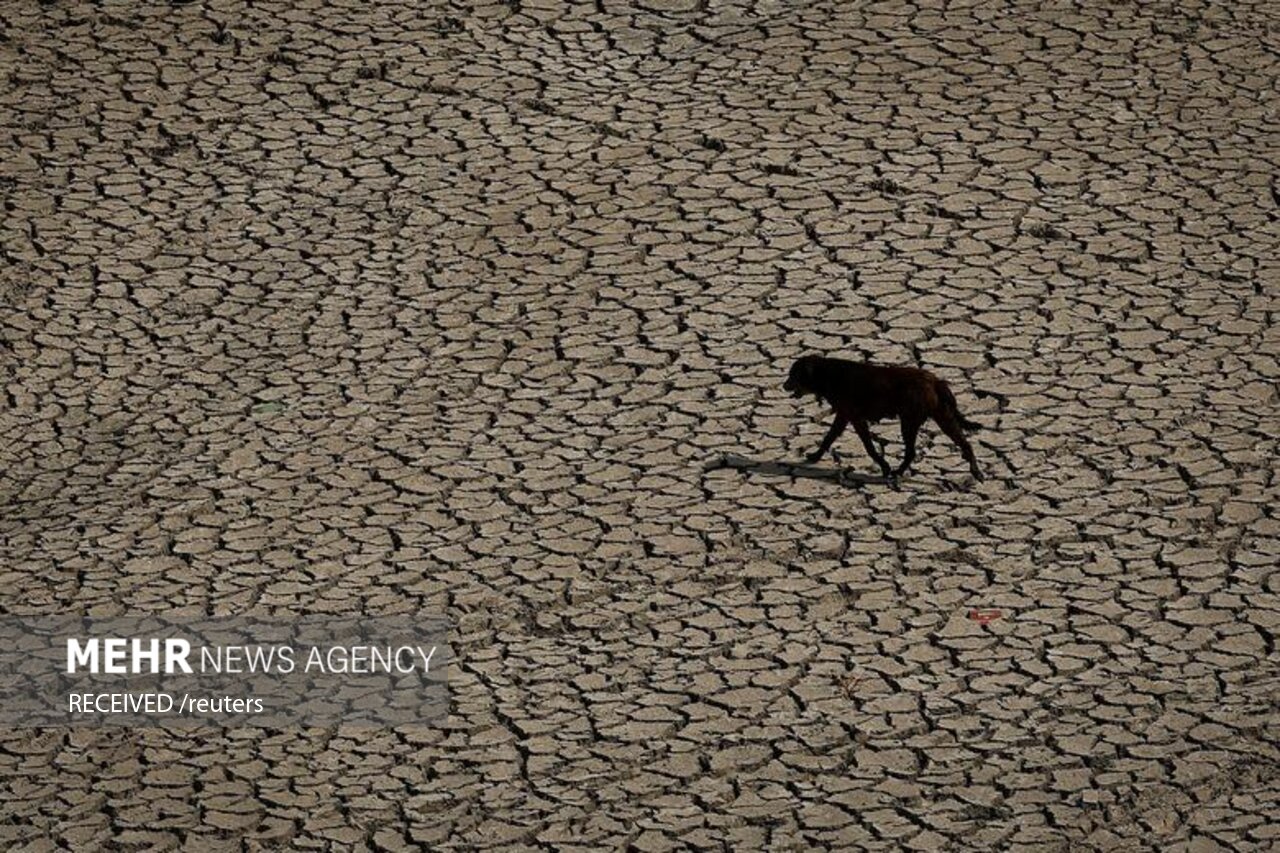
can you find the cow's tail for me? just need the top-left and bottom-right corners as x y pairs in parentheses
(939, 381), (982, 432)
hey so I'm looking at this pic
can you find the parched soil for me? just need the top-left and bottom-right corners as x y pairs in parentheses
(1, 0), (1278, 849)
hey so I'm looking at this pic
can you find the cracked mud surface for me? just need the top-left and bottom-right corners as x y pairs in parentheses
(2, 0), (1278, 849)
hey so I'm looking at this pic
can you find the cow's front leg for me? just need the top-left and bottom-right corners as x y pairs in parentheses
(852, 419), (892, 477)
(805, 415), (848, 463)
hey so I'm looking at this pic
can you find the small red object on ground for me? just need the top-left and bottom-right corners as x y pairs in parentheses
(969, 608), (1002, 625)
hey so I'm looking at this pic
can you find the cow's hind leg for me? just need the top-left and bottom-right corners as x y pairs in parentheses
(934, 411), (982, 480)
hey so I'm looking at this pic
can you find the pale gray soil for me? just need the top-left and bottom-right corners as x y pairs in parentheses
(1, 0), (1278, 849)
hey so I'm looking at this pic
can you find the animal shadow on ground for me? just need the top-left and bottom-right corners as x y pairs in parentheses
(704, 453), (891, 487)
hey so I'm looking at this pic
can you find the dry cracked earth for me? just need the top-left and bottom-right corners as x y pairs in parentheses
(2, 0), (1279, 850)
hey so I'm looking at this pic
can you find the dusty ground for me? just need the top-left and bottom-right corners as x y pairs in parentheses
(2, 0), (1278, 849)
